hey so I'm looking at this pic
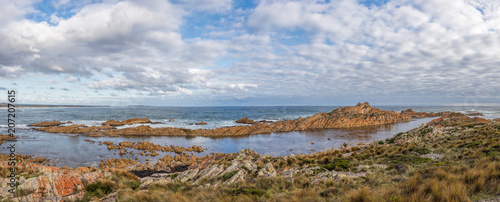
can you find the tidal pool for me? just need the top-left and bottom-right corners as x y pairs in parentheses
(1, 118), (434, 168)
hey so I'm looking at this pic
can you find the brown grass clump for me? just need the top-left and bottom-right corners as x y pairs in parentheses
(345, 186), (373, 202)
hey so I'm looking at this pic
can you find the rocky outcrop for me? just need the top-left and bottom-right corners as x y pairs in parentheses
(28, 120), (65, 127)
(400, 109), (455, 119)
(257, 163), (277, 177)
(98, 141), (206, 155)
(0, 134), (17, 144)
(235, 117), (256, 124)
(427, 113), (490, 127)
(99, 158), (138, 169)
(135, 149), (370, 190)
(195, 121), (207, 125)
(32, 102), (419, 137)
(35, 124), (114, 135)
(101, 118), (152, 126)
(465, 112), (484, 116)
(0, 161), (110, 201)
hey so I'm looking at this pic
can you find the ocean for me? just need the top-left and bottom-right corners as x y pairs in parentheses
(1, 105), (499, 167)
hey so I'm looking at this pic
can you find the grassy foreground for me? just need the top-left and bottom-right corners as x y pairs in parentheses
(70, 115), (500, 202)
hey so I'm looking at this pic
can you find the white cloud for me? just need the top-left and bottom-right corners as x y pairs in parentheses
(0, 0), (499, 105)
(235, 0), (500, 101)
(0, 0), (34, 28)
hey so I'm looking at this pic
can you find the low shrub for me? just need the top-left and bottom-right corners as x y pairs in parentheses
(221, 171), (238, 182)
(320, 159), (350, 171)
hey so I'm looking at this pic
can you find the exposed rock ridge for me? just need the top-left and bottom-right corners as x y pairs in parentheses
(138, 149), (369, 189)
(31, 102), (449, 137)
(0, 161), (110, 201)
(102, 118), (152, 126)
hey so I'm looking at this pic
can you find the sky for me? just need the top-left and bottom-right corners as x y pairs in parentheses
(0, 0), (499, 106)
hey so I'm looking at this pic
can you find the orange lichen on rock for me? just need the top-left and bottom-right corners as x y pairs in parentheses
(28, 120), (65, 127)
(0, 157), (110, 201)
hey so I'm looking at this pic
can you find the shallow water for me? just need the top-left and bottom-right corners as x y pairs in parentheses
(1, 105), (498, 168)
(2, 118), (434, 168)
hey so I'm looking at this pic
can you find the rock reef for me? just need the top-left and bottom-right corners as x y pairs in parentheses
(426, 113), (490, 127)
(465, 112), (484, 116)
(400, 109), (455, 119)
(101, 141), (206, 155)
(235, 117), (257, 124)
(0, 134), (17, 144)
(28, 120), (65, 127)
(30, 102), (454, 138)
(101, 118), (152, 126)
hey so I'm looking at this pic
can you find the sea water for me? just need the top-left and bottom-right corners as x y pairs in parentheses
(1, 106), (498, 167)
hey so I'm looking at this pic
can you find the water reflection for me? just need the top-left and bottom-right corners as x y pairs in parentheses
(1, 118), (433, 168)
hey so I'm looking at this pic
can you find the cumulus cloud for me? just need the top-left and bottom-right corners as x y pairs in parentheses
(0, 0), (234, 96)
(0, 0), (499, 105)
(236, 0), (500, 102)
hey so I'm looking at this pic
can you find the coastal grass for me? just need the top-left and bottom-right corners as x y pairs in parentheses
(73, 120), (500, 201)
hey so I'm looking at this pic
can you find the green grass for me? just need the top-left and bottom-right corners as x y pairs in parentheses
(389, 155), (432, 165)
(221, 171), (238, 182)
(320, 159), (350, 171)
(467, 142), (481, 147)
(409, 147), (430, 155)
(85, 181), (113, 197)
